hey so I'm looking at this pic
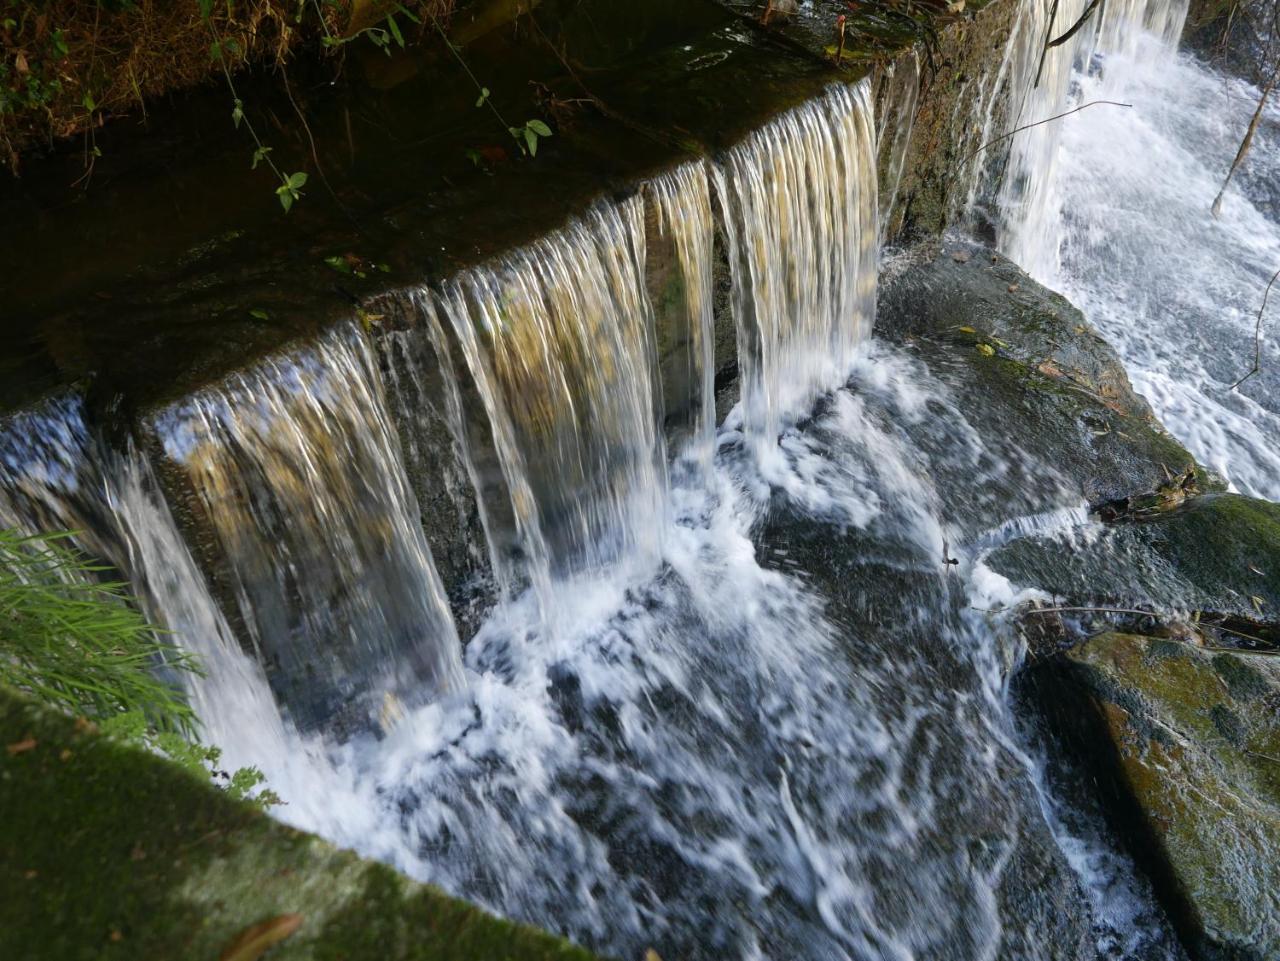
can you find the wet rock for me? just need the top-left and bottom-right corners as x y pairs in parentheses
(878, 241), (1207, 508)
(1028, 632), (1280, 959)
(989, 493), (1280, 634)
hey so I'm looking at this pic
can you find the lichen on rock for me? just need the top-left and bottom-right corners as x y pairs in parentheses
(1029, 632), (1280, 960)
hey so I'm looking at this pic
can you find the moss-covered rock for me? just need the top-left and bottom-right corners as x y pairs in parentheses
(990, 493), (1280, 631)
(877, 240), (1205, 508)
(1029, 633), (1280, 960)
(0, 687), (596, 961)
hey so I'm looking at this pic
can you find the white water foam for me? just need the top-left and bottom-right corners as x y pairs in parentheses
(1003, 26), (1280, 499)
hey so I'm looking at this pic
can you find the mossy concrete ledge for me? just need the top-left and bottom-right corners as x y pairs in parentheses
(0, 687), (597, 961)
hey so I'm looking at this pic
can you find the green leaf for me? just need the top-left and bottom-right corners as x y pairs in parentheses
(527, 119), (552, 137)
(90, 145), (102, 158)
(231, 100), (244, 129)
(251, 145), (272, 169)
(525, 127), (538, 156)
(393, 2), (422, 25)
(475, 87), (490, 108)
(276, 185), (295, 212)
(386, 13), (405, 48)
(198, 0), (215, 19)
(225, 38), (242, 58)
(323, 254), (351, 273)
(249, 308), (270, 320)
(287, 171), (308, 189)
(210, 40), (223, 62)
(81, 93), (96, 112)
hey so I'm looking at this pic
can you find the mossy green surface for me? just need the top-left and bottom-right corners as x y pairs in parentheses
(990, 492), (1280, 626)
(1052, 633), (1280, 960)
(0, 687), (596, 961)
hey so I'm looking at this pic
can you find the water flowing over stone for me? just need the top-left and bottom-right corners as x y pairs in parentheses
(152, 324), (465, 733)
(995, 0), (1189, 275)
(0, 393), (295, 774)
(991, 0), (1280, 500)
(714, 81), (879, 458)
(434, 198), (668, 602)
(646, 160), (718, 470)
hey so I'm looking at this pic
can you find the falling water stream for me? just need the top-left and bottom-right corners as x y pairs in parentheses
(1002, 17), (1280, 499)
(1, 0), (1255, 955)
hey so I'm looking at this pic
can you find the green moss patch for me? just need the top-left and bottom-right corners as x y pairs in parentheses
(0, 686), (595, 961)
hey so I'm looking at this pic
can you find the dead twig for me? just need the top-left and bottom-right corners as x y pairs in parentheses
(1047, 0), (1103, 48)
(971, 604), (1161, 617)
(1212, 71), (1277, 218)
(960, 100), (1132, 165)
(1229, 265), (1280, 390)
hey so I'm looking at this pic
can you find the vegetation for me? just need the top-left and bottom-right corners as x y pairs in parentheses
(0, 0), (456, 172)
(0, 527), (278, 807)
(0, 528), (197, 733)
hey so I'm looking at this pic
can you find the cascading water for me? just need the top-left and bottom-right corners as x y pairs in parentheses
(647, 160), (718, 471)
(195, 75), (1156, 959)
(151, 323), (464, 732)
(993, 0), (1190, 276)
(433, 199), (669, 606)
(714, 82), (879, 464)
(3, 9), (1229, 952)
(997, 3), (1280, 500)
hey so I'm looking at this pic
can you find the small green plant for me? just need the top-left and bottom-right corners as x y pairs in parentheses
(510, 119), (552, 157)
(0, 529), (198, 734)
(0, 527), (281, 809)
(100, 710), (283, 810)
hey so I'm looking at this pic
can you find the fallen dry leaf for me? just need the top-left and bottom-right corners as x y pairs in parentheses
(220, 914), (304, 961)
(6, 737), (37, 756)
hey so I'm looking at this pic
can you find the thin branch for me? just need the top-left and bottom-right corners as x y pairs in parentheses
(1034, 0), (1061, 88)
(1047, 0), (1102, 48)
(1017, 605), (1160, 617)
(971, 604), (1160, 617)
(280, 66), (359, 228)
(960, 100), (1132, 165)
(1212, 72), (1277, 218)
(1229, 265), (1280, 390)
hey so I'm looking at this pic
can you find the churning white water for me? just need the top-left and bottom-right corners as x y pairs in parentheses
(3, 3), (1242, 951)
(1003, 26), (1280, 499)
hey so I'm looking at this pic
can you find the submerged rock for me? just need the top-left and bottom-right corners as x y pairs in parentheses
(1028, 633), (1280, 960)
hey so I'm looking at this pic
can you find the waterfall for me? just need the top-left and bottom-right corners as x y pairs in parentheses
(713, 82), (879, 461)
(0, 393), (293, 774)
(995, 0), (1189, 274)
(646, 160), (718, 471)
(433, 197), (669, 605)
(991, 0), (1280, 499)
(152, 323), (464, 733)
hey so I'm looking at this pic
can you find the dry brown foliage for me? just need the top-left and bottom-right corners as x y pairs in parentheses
(0, 0), (454, 171)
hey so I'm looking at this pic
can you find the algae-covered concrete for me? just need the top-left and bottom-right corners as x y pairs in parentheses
(1031, 633), (1280, 960)
(0, 686), (597, 961)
